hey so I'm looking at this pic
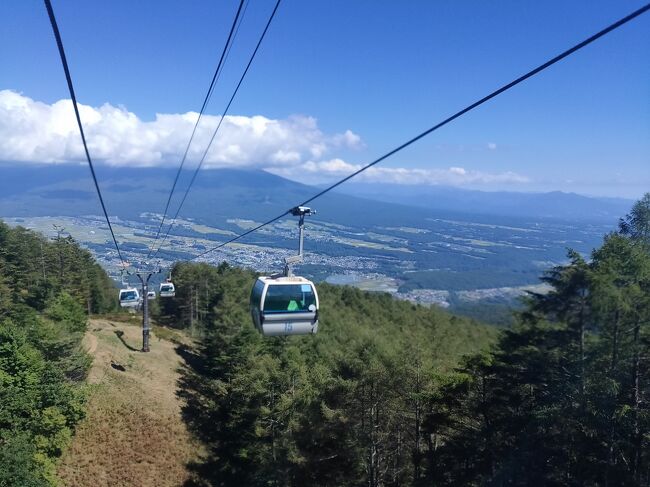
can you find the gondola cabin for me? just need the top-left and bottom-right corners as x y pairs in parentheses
(147, 290), (156, 300)
(119, 287), (140, 308)
(250, 276), (319, 336)
(159, 282), (175, 298)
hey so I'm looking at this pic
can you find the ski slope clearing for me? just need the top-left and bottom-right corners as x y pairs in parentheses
(58, 318), (201, 486)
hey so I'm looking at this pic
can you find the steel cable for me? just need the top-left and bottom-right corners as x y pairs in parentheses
(44, 0), (127, 266)
(147, 0), (248, 258)
(150, 0), (283, 259)
(189, 3), (650, 261)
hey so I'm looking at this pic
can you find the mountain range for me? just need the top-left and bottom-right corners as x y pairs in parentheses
(335, 182), (633, 221)
(0, 163), (632, 225)
(0, 163), (629, 309)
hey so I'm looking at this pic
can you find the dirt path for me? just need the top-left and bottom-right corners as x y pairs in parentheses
(58, 318), (201, 487)
(84, 332), (98, 355)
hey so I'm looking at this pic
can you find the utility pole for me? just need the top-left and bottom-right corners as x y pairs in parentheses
(131, 267), (160, 352)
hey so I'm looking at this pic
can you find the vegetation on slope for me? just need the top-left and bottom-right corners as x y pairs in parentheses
(421, 195), (650, 485)
(156, 195), (650, 486)
(0, 221), (116, 486)
(2, 194), (649, 486)
(155, 263), (497, 486)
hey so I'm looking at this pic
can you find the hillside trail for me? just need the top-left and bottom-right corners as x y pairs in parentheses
(58, 317), (201, 487)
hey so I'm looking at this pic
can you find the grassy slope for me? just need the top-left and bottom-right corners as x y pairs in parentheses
(57, 317), (201, 487)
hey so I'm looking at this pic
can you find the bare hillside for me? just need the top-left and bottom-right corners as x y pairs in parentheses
(58, 318), (200, 487)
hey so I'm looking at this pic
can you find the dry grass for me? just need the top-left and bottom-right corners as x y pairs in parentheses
(151, 324), (192, 347)
(90, 312), (141, 325)
(58, 319), (202, 487)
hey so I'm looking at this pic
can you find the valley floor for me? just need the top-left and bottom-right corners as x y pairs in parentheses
(58, 317), (201, 487)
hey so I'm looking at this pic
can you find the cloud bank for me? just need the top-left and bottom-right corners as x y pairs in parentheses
(269, 159), (529, 186)
(0, 89), (359, 167)
(0, 90), (529, 187)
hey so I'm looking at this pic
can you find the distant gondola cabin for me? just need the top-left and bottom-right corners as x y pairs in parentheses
(159, 282), (175, 297)
(119, 288), (140, 308)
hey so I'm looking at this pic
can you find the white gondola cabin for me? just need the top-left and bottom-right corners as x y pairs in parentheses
(147, 290), (156, 300)
(119, 287), (140, 308)
(159, 282), (175, 297)
(250, 276), (319, 336)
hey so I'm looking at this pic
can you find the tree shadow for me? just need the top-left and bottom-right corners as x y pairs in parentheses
(174, 342), (233, 486)
(114, 330), (140, 352)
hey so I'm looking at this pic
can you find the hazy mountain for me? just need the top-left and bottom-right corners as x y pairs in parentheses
(0, 163), (622, 297)
(0, 163), (630, 226)
(334, 182), (633, 221)
(0, 164), (437, 229)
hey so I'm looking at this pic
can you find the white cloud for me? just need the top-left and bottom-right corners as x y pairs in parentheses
(0, 90), (529, 188)
(487, 142), (497, 150)
(0, 90), (361, 168)
(332, 129), (363, 148)
(269, 159), (530, 186)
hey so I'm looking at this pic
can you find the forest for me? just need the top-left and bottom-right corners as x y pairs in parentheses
(155, 263), (496, 487)
(0, 194), (648, 486)
(0, 221), (115, 486)
(156, 195), (650, 486)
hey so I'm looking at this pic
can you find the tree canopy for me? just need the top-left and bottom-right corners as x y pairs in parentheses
(157, 194), (650, 486)
(0, 221), (115, 486)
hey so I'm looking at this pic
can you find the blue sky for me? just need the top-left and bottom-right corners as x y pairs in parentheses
(1, 0), (648, 198)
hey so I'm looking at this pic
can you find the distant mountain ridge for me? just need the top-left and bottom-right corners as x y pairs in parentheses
(0, 163), (631, 224)
(0, 163), (622, 298)
(334, 182), (633, 221)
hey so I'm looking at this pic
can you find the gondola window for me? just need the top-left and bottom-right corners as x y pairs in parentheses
(264, 285), (316, 312)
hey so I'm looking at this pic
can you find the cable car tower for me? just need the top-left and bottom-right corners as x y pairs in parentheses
(127, 263), (161, 352)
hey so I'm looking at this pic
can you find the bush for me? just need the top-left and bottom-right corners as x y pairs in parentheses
(46, 292), (87, 333)
(0, 433), (49, 487)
